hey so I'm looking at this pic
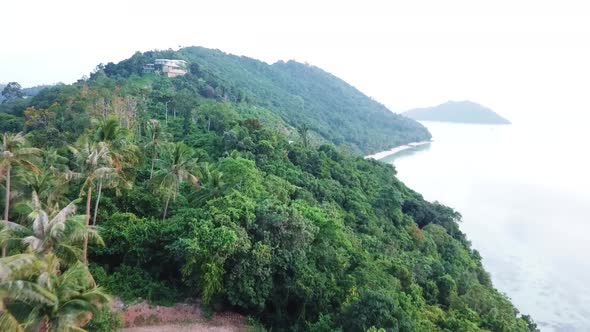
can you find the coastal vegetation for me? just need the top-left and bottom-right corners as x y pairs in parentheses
(0, 47), (536, 331)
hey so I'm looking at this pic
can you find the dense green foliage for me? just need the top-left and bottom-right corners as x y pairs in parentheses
(84, 307), (123, 332)
(93, 47), (430, 154)
(0, 49), (536, 331)
(403, 100), (511, 124)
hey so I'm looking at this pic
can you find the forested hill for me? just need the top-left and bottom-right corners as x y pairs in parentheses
(403, 100), (511, 124)
(1, 82), (54, 102)
(99, 47), (430, 154)
(0, 50), (536, 331)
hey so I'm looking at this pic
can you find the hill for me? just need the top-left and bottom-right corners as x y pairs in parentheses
(1, 82), (53, 102)
(403, 100), (511, 124)
(98, 47), (430, 154)
(0, 48), (536, 331)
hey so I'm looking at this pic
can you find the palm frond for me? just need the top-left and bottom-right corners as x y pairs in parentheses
(61, 217), (102, 246)
(31, 190), (42, 211)
(55, 243), (83, 266)
(0, 311), (24, 332)
(0, 254), (42, 282)
(0, 227), (28, 250)
(61, 299), (99, 316)
(44, 148), (70, 170)
(49, 200), (78, 231)
(37, 271), (52, 290)
(65, 170), (82, 181)
(84, 227), (104, 247)
(77, 287), (111, 307)
(31, 210), (49, 239)
(16, 159), (41, 174)
(22, 236), (44, 253)
(14, 147), (42, 157)
(59, 263), (96, 293)
(0, 220), (29, 233)
(0, 280), (57, 306)
(93, 165), (117, 176)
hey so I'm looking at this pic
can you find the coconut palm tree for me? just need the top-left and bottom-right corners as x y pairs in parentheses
(152, 142), (201, 220)
(91, 118), (136, 226)
(0, 192), (104, 267)
(68, 139), (117, 264)
(191, 164), (225, 207)
(144, 119), (166, 179)
(0, 255), (110, 331)
(1, 132), (41, 257)
(42, 148), (70, 173)
(0, 191), (107, 331)
(93, 117), (138, 157)
(19, 169), (67, 218)
(14, 148), (71, 226)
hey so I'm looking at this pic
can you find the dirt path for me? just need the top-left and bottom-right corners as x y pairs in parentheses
(123, 321), (245, 332)
(118, 301), (246, 332)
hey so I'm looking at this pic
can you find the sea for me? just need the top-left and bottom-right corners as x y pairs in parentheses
(380, 121), (590, 332)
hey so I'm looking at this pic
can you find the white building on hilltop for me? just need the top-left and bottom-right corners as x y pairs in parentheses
(153, 59), (188, 78)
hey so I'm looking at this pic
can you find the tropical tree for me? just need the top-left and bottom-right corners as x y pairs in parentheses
(1, 132), (41, 257)
(0, 255), (110, 331)
(20, 150), (68, 214)
(144, 119), (165, 179)
(1, 82), (23, 103)
(42, 148), (70, 173)
(297, 123), (310, 148)
(0, 192), (104, 266)
(191, 164), (225, 206)
(152, 142), (201, 220)
(151, 77), (175, 124)
(68, 139), (117, 263)
(91, 118), (136, 226)
(93, 117), (133, 152)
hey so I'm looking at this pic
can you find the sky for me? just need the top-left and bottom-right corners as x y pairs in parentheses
(1, 0), (589, 124)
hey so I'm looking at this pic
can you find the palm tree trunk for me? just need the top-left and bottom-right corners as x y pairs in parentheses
(162, 193), (171, 221)
(165, 103), (168, 124)
(150, 151), (157, 179)
(83, 186), (92, 264)
(92, 181), (103, 226)
(2, 165), (11, 257)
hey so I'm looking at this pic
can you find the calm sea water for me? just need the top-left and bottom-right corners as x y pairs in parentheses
(381, 121), (590, 332)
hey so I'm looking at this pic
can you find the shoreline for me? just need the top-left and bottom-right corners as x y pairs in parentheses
(364, 140), (432, 160)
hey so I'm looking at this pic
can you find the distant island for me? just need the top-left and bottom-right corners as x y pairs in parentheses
(403, 100), (511, 124)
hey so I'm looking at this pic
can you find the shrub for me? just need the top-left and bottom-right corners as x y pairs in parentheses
(85, 307), (123, 332)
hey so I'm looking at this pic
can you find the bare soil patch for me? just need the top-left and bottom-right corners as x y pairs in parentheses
(119, 301), (246, 332)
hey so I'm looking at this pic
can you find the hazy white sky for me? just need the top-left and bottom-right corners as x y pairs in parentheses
(1, 0), (589, 123)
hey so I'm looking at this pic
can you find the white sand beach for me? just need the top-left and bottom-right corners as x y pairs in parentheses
(364, 141), (431, 160)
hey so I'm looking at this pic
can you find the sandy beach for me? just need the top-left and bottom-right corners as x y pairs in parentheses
(364, 141), (431, 160)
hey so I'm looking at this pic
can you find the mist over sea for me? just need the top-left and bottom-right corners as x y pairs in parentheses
(382, 121), (590, 332)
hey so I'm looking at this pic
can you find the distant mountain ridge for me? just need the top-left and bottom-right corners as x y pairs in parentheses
(403, 100), (510, 124)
